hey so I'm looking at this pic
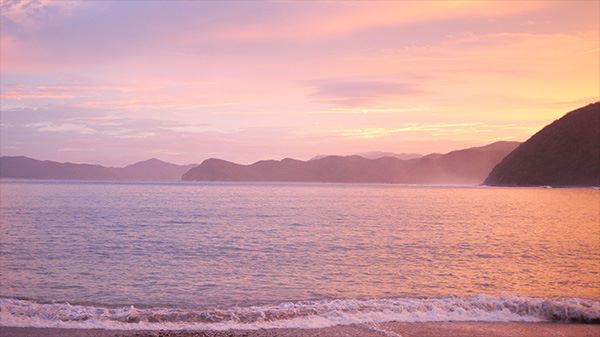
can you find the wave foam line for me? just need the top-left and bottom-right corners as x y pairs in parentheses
(1, 295), (599, 330)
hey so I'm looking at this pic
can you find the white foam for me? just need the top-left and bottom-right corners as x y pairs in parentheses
(1, 295), (599, 330)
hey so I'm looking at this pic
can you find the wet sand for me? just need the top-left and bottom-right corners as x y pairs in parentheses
(2, 322), (600, 337)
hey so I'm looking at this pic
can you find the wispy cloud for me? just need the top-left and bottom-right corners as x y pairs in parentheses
(309, 80), (423, 107)
(1, 84), (79, 100)
(320, 106), (431, 115)
(333, 123), (537, 139)
(26, 122), (97, 135)
(0, 0), (597, 164)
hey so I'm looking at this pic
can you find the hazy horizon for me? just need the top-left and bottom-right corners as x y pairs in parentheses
(1, 1), (598, 166)
(1, 139), (522, 167)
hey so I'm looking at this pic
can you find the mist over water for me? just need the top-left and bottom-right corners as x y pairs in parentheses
(1, 180), (599, 329)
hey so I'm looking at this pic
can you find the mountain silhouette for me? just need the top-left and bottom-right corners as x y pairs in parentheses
(311, 152), (422, 161)
(182, 141), (519, 184)
(485, 102), (600, 186)
(111, 158), (196, 180)
(0, 157), (195, 181)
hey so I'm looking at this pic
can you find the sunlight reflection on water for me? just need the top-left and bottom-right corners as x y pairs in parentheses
(1, 180), (599, 309)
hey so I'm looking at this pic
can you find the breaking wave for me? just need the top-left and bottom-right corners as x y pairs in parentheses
(1, 295), (599, 330)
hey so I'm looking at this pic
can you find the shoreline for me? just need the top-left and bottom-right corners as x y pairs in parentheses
(2, 322), (600, 337)
(2, 178), (599, 189)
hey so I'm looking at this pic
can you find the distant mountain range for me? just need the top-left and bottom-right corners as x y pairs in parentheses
(0, 157), (196, 181)
(182, 141), (520, 184)
(311, 152), (422, 161)
(113, 158), (197, 181)
(485, 102), (600, 187)
(1, 142), (517, 184)
(3, 103), (597, 186)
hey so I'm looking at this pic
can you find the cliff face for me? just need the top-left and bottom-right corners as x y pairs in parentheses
(485, 102), (600, 187)
(182, 141), (520, 184)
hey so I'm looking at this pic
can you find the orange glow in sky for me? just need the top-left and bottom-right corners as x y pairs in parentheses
(0, 0), (598, 165)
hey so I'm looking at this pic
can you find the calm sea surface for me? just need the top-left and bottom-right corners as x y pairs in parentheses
(1, 180), (599, 329)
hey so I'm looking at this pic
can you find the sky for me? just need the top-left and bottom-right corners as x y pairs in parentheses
(0, 0), (598, 166)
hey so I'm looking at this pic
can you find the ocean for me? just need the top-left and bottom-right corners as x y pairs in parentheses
(1, 180), (599, 330)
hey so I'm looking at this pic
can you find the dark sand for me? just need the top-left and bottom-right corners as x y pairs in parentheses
(2, 323), (600, 337)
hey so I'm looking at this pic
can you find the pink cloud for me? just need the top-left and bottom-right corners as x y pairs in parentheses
(1, 1), (598, 165)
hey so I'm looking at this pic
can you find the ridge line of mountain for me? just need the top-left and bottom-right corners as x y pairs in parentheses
(2, 102), (597, 185)
(0, 156), (197, 181)
(484, 102), (599, 187)
(182, 141), (520, 184)
(1, 141), (520, 183)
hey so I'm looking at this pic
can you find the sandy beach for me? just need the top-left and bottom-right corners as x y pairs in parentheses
(2, 322), (600, 337)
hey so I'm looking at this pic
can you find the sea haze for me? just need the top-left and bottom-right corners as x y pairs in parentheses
(0, 180), (599, 329)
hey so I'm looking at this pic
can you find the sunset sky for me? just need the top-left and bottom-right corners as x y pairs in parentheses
(1, 0), (598, 166)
